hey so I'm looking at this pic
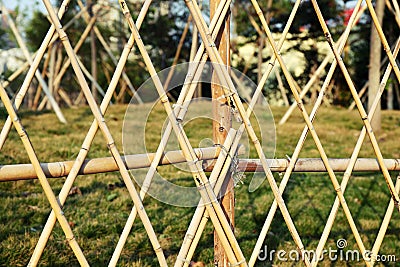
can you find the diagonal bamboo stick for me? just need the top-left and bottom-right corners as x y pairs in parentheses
(28, 1), (156, 265)
(0, 0), (72, 150)
(311, 36), (400, 266)
(311, 0), (400, 209)
(1, 6), (66, 123)
(186, 0), (314, 265)
(0, 84), (88, 266)
(119, 1), (247, 265)
(274, 68), (289, 106)
(249, 0), (374, 265)
(109, 1), (233, 264)
(53, 12), (98, 91)
(370, 175), (400, 264)
(1, 61), (29, 90)
(249, 3), (367, 265)
(76, 0), (144, 104)
(278, 4), (367, 125)
(182, 0), (305, 264)
(176, 129), (241, 267)
(31, 1), (168, 266)
(348, 82), (368, 110)
(162, 15), (192, 91)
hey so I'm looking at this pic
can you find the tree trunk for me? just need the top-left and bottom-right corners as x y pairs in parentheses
(210, 0), (234, 266)
(368, 0), (385, 130)
(88, 0), (97, 104)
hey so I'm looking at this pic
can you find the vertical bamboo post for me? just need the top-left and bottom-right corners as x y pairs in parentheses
(210, 0), (233, 266)
(88, 0), (98, 103)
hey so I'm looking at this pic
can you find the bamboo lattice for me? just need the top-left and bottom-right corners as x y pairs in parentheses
(0, 0), (399, 266)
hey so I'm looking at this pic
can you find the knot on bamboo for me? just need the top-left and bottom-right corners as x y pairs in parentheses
(65, 235), (76, 243)
(177, 256), (191, 264)
(228, 258), (246, 267)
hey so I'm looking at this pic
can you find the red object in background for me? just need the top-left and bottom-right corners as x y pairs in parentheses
(343, 8), (357, 25)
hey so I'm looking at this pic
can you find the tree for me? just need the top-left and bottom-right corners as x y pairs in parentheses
(368, 0), (385, 131)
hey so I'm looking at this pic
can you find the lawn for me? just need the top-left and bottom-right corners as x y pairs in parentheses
(0, 103), (399, 266)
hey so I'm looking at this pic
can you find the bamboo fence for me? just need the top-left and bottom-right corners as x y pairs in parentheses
(0, 0), (399, 266)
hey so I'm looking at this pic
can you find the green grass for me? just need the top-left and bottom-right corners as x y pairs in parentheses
(0, 103), (399, 266)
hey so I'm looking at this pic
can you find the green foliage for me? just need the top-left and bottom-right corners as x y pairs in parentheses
(25, 10), (51, 51)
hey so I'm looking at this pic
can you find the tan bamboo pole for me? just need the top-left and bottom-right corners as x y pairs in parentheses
(120, 3), (245, 265)
(1, 154), (399, 182)
(118, 1), (247, 265)
(275, 68), (289, 106)
(0, 0), (72, 150)
(1, 6), (66, 123)
(249, 4), (366, 265)
(33, 1), (168, 266)
(189, 12), (200, 98)
(278, 53), (331, 124)
(1, 61), (29, 89)
(0, 146), (220, 182)
(116, 80), (127, 103)
(177, 129), (241, 267)
(311, 0), (400, 207)
(28, 1), (158, 266)
(225, 158), (400, 172)
(33, 6), (87, 106)
(179, 0), (304, 263)
(277, 5), (368, 125)
(162, 15), (192, 91)
(76, 56), (106, 97)
(110, 1), (233, 264)
(390, 0), (400, 26)
(0, 84), (89, 266)
(348, 81), (368, 110)
(230, 69), (252, 102)
(249, 0), (375, 265)
(370, 175), (400, 264)
(386, 0), (400, 26)
(74, 90), (85, 105)
(76, 0), (143, 104)
(186, 0), (312, 265)
(53, 13), (98, 91)
(54, 44), (63, 98)
(311, 36), (400, 266)
(58, 88), (73, 107)
(47, 43), (56, 109)
(33, 51), (51, 110)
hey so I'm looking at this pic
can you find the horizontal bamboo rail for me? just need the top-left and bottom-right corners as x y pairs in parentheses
(229, 158), (400, 172)
(0, 146), (224, 182)
(2, 153), (398, 182)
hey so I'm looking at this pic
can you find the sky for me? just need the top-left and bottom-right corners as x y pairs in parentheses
(2, 0), (50, 13)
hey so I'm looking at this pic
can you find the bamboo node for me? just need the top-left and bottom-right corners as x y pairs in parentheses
(107, 142), (115, 149)
(160, 96), (169, 103)
(185, 233), (195, 241)
(177, 256), (191, 264)
(228, 258), (246, 267)
(66, 235), (76, 243)
(172, 103), (187, 112)
(216, 92), (235, 101)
